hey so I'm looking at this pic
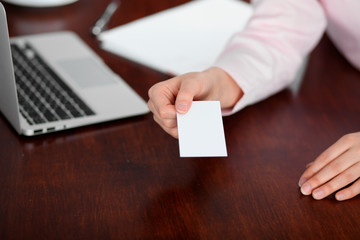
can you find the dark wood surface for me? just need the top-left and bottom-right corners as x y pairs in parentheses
(1, 0), (360, 239)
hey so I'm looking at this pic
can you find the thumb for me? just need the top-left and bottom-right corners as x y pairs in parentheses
(175, 80), (198, 114)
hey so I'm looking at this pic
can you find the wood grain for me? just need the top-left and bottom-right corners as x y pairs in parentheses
(1, 0), (360, 239)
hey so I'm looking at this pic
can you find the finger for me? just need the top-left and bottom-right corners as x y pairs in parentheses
(336, 177), (360, 201)
(148, 99), (176, 120)
(167, 127), (178, 139)
(153, 114), (177, 129)
(310, 135), (357, 173)
(298, 162), (315, 187)
(311, 162), (360, 200)
(299, 136), (352, 186)
(147, 99), (155, 114)
(153, 117), (178, 138)
(306, 161), (314, 168)
(175, 76), (202, 114)
(300, 149), (358, 195)
(148, 79), (180, 117)
(152, 114), (178, 138)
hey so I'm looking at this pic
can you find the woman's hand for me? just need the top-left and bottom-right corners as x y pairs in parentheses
(147, 67), (243, 138)
(299, 132), (360, 201)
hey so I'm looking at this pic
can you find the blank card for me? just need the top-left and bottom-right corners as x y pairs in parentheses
(177, 101), (228, 157)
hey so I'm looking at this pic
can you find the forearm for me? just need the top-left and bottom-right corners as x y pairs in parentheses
(320, 0), (360, 70)
(215, 0), (327, 114)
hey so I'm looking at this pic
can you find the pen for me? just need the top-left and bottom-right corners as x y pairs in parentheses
(91, 0), (120, 36)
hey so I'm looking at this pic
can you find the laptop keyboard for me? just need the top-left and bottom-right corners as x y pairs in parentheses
(10, 43), (95, 125)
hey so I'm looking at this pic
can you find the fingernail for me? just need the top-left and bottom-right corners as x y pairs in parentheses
(301, 183), (311, 195)
(298, 178), (307, 187)
(336, 193), (345, 201)
(313, 189), (324, 200)
(176, 102), (188, 114)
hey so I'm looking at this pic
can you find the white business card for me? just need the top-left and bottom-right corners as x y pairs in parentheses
(177, 101), (228, 157)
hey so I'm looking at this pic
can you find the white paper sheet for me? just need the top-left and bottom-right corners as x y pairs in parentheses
(98, 0), (252, 75)
(177, 101), (227, 157)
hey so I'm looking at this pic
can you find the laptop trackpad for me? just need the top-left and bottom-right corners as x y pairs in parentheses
(57, 58), (117, 88)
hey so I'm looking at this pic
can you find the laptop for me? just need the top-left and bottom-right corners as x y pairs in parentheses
(0, 3), (149, 136)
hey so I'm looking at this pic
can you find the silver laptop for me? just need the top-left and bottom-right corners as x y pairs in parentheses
(0, 3), (149, 136)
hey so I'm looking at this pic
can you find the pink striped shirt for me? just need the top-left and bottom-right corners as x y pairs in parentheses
(215, 0), (360, 114)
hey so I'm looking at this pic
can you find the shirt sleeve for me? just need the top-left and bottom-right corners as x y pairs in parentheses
(215, 0), (327, 115)
(320, 0), (360, 70)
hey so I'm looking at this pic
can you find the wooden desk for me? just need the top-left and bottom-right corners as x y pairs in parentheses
(1, 1), (360, 239)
